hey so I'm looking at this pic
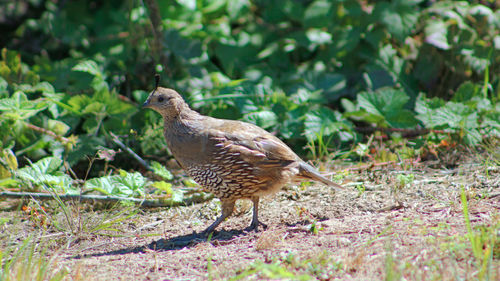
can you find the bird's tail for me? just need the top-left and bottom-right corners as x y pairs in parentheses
(298, 162), (344, 191)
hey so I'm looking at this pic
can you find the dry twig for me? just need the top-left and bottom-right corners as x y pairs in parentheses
(0, 191), (213, 208)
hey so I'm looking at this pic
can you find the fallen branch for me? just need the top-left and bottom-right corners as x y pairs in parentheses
(110, 132), (152, 171)
(0, 191), (214, 208)
(354, 127), (447, 137)
(328, 159), (422, 173)
(25, 123), (72, 144)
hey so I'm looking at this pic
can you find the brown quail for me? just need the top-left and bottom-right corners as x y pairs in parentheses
(143, 87), (344, 234)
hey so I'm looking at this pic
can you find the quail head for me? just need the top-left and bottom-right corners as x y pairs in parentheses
(143, 87), (343, 234)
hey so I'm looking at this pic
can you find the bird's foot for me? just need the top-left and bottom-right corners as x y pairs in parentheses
(201, 226), (218, 239)
(246, 220), (268, 232)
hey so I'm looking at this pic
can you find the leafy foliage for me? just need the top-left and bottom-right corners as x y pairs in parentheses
(0, 0), (498, 198)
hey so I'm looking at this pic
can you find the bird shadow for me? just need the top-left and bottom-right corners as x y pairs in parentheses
(69, 218), (330, 260)
(70, 229), (246, 260)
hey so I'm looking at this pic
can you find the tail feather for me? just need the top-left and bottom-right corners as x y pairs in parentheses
(298, 162), (344, 191)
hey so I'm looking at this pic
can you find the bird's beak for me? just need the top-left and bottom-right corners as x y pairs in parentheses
(142, 99), (151, 108)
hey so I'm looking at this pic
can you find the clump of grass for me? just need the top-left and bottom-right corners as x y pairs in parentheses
(384, 241), (402, 281)
(255, 228), (286, 251)
(0, 236), (68, 281)
(460, 186), (498, 280)
(231, 251), (342, 280)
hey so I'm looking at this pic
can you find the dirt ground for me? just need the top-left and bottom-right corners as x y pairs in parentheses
(1, 157), (499, 280)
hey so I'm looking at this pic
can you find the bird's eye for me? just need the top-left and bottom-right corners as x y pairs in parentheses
(158, 96), (164, 102)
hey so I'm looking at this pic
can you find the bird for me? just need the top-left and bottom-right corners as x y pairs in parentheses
(143, 87), (344, 234)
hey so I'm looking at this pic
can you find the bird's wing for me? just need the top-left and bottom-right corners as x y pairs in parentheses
(206, 120), (299, 167)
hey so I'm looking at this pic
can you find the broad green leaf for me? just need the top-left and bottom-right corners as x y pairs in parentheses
(116, 170), (147, 196)
(67, 95), (93, 111)
(1, 149), (17, 170)
(415, 93), (445, 116)
(341, 98), (356, 113)
(72, 60), (103, 77)
(453, 82), (480, 102)
(304, 107), (345, 140)
(0, 91), (49, 120)
(424, 20), (450, 50)
(227, 0), (250, 20)
(0, 77), (8, 95)
(416, 100), (479, 133)
(85, 170), (147, 197)
(48, 119), (70, 136)
(306, 29), (332, 46)
(176, 0), (196, 10)
(164, 29), (203, 60)
(171, 190), (184, 203)
(356, 88), (417, 128)
(16, 156), (74, 192)
(85, 176), (120, 195)
(82, 102), (106, 115)
(243, 110), (278, 129)
(152, 181), (172, 194)
(315, 73), (346, 100)
(304, 1), (332, 28)
(374, 0), (422, 41)
(151, 161), (173, 180)
(27, 156), (63, 175)
(66, 135), (105, 166)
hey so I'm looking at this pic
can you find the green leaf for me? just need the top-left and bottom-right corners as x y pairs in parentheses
(72, 60), (103, 77)
(171, 190), (184, 203)
(416, 100), (479, 134)
(27, 156), (63, 175)
(227, 0), (250, 20)
(116, 170), (147, 195)
(82, 102), (106, 115)
(375, 0), (422, 41)
(152, 181), (172, 194)
(85, 170), (147, 197)
(16, 156), (74, 192)
(356, 88), (417, 128)
(306, 29), (332, 46)
(164, 29), (203, 60)
(47, 120), (70, 136)
(151, 161), (173, 180)
(304, 1), (332, 28)
(414, 93), (445, 116)
(453, 82), (481, 102)
(67, 94), (92, 112)
(242, 110), (278, 129)
(176, 0), (196, 10)
(66, 135), (105, 166)
(424, 20), (450, 50)
(0, 91), (49, 120)
(314, 73), (346, 100)
(304, 107), (344, 140)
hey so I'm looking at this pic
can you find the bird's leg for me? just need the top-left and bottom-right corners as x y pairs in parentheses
(203, 199), (235, 235)
(248, 196), (267, 231)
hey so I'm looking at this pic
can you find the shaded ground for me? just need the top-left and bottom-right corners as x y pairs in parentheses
(1, 158), (499, 280)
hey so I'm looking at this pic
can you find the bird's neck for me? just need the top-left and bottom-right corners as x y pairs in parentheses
(163, 106), (201, 128)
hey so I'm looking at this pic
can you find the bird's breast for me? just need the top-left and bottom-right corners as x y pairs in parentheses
(164, 128), (215, 166)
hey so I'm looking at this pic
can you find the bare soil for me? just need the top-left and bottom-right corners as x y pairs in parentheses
(1, 159), (499, 280)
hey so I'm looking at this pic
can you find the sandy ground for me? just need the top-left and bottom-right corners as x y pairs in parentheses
(1, 160), (499, 280)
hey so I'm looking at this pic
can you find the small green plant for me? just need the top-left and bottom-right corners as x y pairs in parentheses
(309, 219), (320, 235)
(395, 173), (415, 190)
(460, 186), (498, 280)
(355, 184), (366, 196)
(0, 236), (68, 281)
(231, 250), (342, 280)
(230, 260), (313, 281)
